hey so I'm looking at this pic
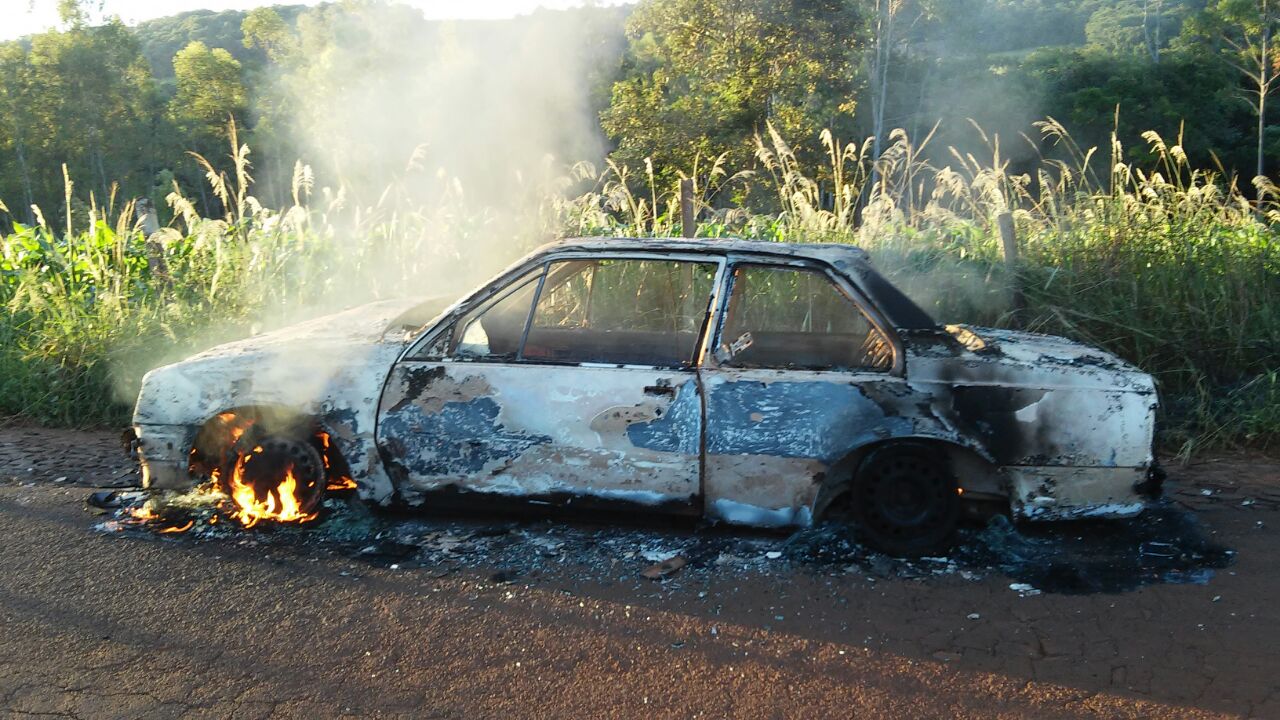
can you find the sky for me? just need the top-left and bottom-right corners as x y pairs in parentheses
(2, 0), (634, 40)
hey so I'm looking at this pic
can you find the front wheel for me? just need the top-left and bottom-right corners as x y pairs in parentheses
(220, 431), (327, 526)
(849, 445), (960, 557)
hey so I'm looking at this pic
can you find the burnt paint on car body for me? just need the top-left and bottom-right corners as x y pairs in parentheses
(377, 361), (703, 508)
(624, 378), (702, 455)
(380, 396), (553, 478)
(700, 379), (914, 462)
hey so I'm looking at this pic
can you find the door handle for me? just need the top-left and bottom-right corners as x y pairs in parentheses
(644, 384), (677, 397)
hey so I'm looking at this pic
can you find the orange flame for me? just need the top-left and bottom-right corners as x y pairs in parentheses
(327, 475), (357, 491)
(124, 503), (194, 533)
(318, 431), (356, 490)
(191, 414), (331, 528)
(218, 412), (248, 444)
(127, 505), (161, 522)
(225, 455), (319, 529)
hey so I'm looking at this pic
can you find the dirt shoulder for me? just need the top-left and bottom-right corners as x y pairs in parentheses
(1, 427), (1277, 719)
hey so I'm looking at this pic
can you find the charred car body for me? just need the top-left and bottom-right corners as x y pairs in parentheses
(129, 238), (1159, 554)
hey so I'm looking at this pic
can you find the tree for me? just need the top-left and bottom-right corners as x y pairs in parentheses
(0, 43), (39, 224)
(25, 19), (158, 209)
(165, 41), (247, 215)
(1145, 0), (1166, 62)
(1185, 0), (1280, 178)
(169, 41), (247, 141)
(136, 8), (284, 81)
(57, 0), (89, 28)
(602, 0), (862, 185)
(0, 7), (166, 223)
(1084, 1), (1187, 61)
(864, 0), (940, 176)
(1027, 47), (1242, 169)
(241, 7), (297, 62)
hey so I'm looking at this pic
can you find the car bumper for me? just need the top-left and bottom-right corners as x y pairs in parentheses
(1008, 465), (1150, 521)
(130, 423), (195, 490)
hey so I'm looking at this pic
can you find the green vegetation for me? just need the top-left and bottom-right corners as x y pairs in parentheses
(8, 0), (1280, 219)
(0, 0), (1278, 455)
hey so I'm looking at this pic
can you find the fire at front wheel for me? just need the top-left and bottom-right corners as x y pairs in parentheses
(219, 434), (327, 528)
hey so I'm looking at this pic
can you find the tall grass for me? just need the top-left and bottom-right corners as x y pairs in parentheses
(1, 121), (1276, 455)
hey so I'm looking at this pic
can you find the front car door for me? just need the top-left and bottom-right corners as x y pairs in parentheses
(376, 252), (723, 513)
(698, 256), (905, 526)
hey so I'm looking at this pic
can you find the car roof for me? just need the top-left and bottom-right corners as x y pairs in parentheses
(544, 236), (871, 265)
(530, 237), (936, 330)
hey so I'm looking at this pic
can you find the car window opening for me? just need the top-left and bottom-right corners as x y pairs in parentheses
(524, 258), (717, 367)
(720, 264), (893, 371)
(441, 258), (718, 368)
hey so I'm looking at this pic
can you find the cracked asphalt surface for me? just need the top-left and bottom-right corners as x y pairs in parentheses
(1, 427), (1278, 719)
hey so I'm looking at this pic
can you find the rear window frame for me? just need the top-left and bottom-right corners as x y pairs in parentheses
(707, 256), (903, 375)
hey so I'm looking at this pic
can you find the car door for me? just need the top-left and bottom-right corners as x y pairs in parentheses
(697, 257), (906, 526)
(375, 253), (724, 513)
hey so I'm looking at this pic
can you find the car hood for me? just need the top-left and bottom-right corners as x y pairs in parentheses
(133, 297), (451, 426)
(957, 325), (1143, 369)
(182, 296), (445, 363)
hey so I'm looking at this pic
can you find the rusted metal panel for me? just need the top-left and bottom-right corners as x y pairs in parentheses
(377, 362), (702, 508)
(1006, 466), (1147, 520)
(699, 369), (914, 527)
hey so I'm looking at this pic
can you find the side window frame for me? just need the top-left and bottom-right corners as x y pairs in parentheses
(454, 264), (548, 361)
(404, 262), (548, 362)
(405, 252), (729, 369)
(706, 257), (904, 375)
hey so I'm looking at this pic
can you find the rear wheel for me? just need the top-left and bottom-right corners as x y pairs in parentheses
(850, 445), (960, 557)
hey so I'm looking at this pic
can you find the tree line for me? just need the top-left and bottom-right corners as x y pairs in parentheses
(1, 0), (1278, 230)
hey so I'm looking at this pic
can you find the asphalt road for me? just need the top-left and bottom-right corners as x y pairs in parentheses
(1, 427), (1277, 719)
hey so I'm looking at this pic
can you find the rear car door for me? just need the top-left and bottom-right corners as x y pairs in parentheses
(697, 258), (904, 526)
(376, 253), (723, 513)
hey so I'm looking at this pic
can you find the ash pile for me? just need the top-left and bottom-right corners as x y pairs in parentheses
(89, 486), (1232, 596)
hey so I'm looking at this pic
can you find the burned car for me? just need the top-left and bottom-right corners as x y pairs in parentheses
(129, 238), (1159, 554)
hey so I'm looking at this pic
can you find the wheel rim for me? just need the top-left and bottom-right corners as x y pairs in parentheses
(862, 454), (952, 540)
(226, 436), (326, 517)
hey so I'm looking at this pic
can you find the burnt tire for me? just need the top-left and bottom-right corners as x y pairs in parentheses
(850, 445), (960, 557)
(226, 432), (327, 517)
